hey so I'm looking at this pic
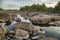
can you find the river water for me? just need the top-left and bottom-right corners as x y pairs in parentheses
(45, 27), (60, 40)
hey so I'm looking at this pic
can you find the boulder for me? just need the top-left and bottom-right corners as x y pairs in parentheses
(49, 21), (60, 26)
(30, 15), (52, 25)
(52, 16), (60, 21)
(55, 21), (60, 26)
(14, 22), (34, 32)
(0, 28), (8, 40)
(0, 13), (12, 22)
(15, 29), (29, 39)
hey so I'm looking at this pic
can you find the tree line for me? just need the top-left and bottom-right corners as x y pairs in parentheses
(20, 1), (60, 13)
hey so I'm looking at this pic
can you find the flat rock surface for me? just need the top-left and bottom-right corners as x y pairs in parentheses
(39, 37), (58, 40)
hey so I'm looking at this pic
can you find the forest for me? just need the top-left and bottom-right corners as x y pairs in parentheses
(20, 1), (60, 13)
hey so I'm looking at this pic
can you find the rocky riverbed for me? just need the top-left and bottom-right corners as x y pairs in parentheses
(0, 11), (60, 40)
(0, 11), (60, 26)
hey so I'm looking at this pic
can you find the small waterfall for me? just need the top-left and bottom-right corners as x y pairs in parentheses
(1, 23), (6, 28)
(17, 14), (30, 23)
(8, 21), (17, 31)
(1, 21), (17, 31)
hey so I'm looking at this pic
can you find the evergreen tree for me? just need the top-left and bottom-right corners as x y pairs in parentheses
(53, 1), (60, 13)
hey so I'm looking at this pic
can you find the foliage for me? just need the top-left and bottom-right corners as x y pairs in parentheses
(20, 1), (60, 13)
(20, 4), (47, 11)
(53, 1), (60, 13)
(47, 7), (53, 12)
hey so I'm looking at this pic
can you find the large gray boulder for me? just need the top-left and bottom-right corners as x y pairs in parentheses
(30, 15), (52, 25)
(14, 22), (34, 32)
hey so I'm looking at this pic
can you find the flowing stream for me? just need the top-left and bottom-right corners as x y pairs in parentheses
(45, 27), (60, 40)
